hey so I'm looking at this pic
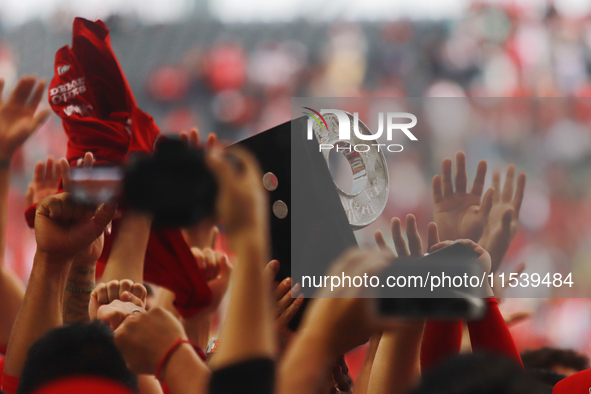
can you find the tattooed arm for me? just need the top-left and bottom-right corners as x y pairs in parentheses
(62, 258), (97, 324)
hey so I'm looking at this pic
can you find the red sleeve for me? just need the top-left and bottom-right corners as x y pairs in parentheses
(420, 320), (463, 372)
(467, 298), (523, 367)
(1, 372), (19, 394)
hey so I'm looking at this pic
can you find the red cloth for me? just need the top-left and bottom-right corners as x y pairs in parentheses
(420, 298), (523, 372)
(553, 369), (591, 394)
(420, 320), (463, 372)
(32, 376), (134, 394)
(1, 371), (19, 394)
(25, 17), (211, 317)
(467, 298), (523, 367)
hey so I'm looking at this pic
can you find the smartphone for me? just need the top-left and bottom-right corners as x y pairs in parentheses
(70, 167), (123, 204)
(376, 242), (486, 320)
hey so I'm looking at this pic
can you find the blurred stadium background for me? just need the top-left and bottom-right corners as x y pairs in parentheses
(3, 0), (591, 361)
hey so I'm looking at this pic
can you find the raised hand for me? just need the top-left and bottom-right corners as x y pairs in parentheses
(191, 227), (233, 315)
(59, 153), (107, 263)
(34, 193), (116, 260)
(430, 239), (493, 296)
(478, 165), (526, 272)
(432, 152), (494, 242)
(374, 214), (440, 259)
(89, 279), (147, 323)
(179, 127), (217, 150)
(206, 146), (268, 238)
(264, 260), (304, 354)
(0, 77), (50, 162)
(24, 157), (61, 206)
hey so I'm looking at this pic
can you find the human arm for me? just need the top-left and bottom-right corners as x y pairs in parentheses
(114, 307), (210, 394)
(0, 77), (49, 349)
(277, 249), (392, 394)
(368, 214), (439, 394)
(3, 193), (116, 377)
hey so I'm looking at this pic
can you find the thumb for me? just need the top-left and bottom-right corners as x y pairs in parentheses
(92, 202), (118, 231)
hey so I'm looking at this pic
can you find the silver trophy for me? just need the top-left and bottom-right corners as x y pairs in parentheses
(312, 111), (389, 229)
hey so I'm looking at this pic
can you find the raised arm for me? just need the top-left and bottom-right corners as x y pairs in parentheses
(422, 152), (493, 372)
(207, 146), (275, 368)
(3, 193), (116, 379)
(368, 214), (440, 394)
(277, 249), (391, 394)
(0, 76), (49, 350)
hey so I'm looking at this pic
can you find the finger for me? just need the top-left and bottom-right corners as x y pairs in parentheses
(33, 108), (51, 129)
(192, 247), (206, 270)
(264, 259), (280, 283)
(207, 133), (217, 149)
(24, 184), (34, 206)
(478, 188), (494, 223)
(513, 262), (526, 277)
(513, 172), (526, 215)
(83, 152), (94, 169)
(107, 280), (121, 302)
(427, 222), (440, 250)
(209, 226), (219, 249)
(119, 279), (133, 297)
(8, 76), (36, 106)
(0, 79), (4, 103)
(120, 291), (145, 308)
(274, 277), (291, 301)
(492, 169), (501, 203)
(441, 159), (453, 196)
(502, 165), (515, 203)
(130, 283), (147, 303)
(501, 208), (513, 231)
(46, 195), (66, 220)
(59, 158), (71, 192)
(33, 161), (45, 189)
(276, 287), (297, 315)
(391, 217), (410, 257)
(429, 240), (454, 253)
(405, 214), (423, 258)
(470, 160), (487, 197)
(454, 152), (467, 193)
(278, 294), (304, 325)
(374, 230), (395, 256)
(27, 79), (46, 110)
(54, 160), (62, 188)
(432, 175), (443, 204)
(44, 157), (55, 187)
(179, 131), (188, 145)
(91, 201), (118, 231)
(203, 248), (219, 280)
(189, 127), (200, 149)
(333, 365), (351, 391)
(95, 283), (109, 305)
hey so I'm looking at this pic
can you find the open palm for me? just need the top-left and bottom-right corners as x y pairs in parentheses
(0, 77), (50, 160)
(432, 152), (494, 242)
(479, 165), (526, 272)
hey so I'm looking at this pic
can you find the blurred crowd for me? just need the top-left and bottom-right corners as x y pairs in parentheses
(1, 0), (591, 379)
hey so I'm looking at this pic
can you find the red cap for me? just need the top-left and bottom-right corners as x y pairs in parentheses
(552, 369), (591, 394)
(32, 376), (134, 394)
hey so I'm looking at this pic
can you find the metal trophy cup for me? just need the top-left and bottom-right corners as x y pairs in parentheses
(312, 111), (389, 229)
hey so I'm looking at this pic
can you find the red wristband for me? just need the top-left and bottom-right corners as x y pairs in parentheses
(155, 338), (192, 381)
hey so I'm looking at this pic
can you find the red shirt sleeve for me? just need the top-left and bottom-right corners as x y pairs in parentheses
(420, 320), (463, 372)
(467, 298), (523, 367)
(1, 372), (19, 394)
